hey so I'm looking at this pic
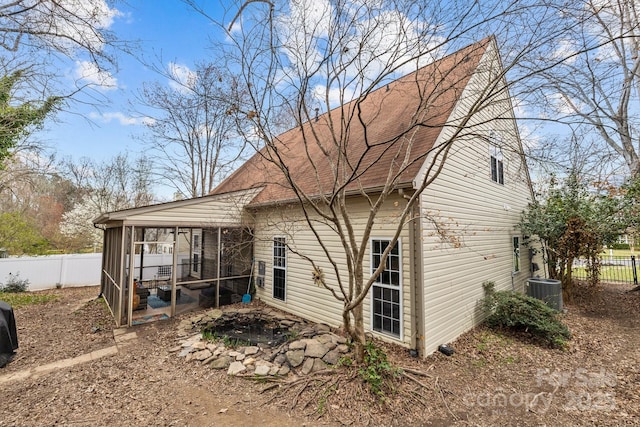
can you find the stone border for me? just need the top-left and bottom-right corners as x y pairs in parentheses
(173, 307), (352, 377)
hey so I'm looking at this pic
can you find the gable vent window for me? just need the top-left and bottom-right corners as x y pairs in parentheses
(490, 145), (504, 185)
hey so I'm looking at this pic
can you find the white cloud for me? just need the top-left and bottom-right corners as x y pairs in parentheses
(313, 84), (356, 109)
(167, 62), (197, 92)
(551, 39), (579, 64)
(228, 20), (242, 35)
(28, 0), (122, 54)
(277, 1), (440, 99)
(547, 92), (578, 115)
(88, 111), (152, 126)
(74, 60), (118, 90)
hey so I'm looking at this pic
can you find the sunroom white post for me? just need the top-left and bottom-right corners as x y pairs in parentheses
(127, 225), (136, 327)
(216, 227), (222, 308)
(116, 225), (127, 327)
(171, 227), (178, 317)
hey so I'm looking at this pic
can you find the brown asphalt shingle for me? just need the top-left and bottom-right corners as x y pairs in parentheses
(211, 38), (491, 205)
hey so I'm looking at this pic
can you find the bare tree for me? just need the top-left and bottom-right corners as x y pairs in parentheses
(135, 62), (248, 198)
(186, 1), (578, 361)
(529, 0), (640, 178)
(60, 153), (156, 248)
(0, 0), (121, 60)
(0, 1), (128, 181)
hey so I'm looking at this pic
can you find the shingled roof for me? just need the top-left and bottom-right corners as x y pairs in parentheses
(211, 37), (492, 205)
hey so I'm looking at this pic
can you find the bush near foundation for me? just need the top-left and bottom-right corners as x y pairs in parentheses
(482, 281), (571, 348)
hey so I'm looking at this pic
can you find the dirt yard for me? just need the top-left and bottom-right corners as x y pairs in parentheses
(0, 282), (638, 426)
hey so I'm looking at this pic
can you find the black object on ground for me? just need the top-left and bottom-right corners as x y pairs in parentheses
(438, 344), (455, 356)
(0, 300), (18, 368)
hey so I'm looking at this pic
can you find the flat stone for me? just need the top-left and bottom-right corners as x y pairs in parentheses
(242, 357), (256, 366)
(228, 351), (240, 357)
(244, 346), (260, 355)
(228, 361), (247, 375)
(255, 360), (272, 368)
(301, 357), (315, 375)
(269, 366), (280, 376)
(324, 341), (337, 351)
(190, 315), (204, 324)
(178, 348), (192, 358)
(304, 339), (328, 358)
(312, 359), (328, 372)
(194, 349), (212, 361)
(273, 354), (287, 365)
(206, 343), (217, 351)
(316, 334), (333, 344)
(192, 341), (207, 350)
(236, 353), (246, 361)
(298, 328), (316, 337)
(206, 309), (223, 319)
(288, 340), (306, 351)
(168, 346), (182, 353)
(278, 365), (290, 376)
(202, 355), (217, 365)
(332, 336), (348, 344)
(336, 344), (349, 353)
(179, 320), (193, 330)
(322, 349), (341, 365)
(185, 333), (202, 343)
(279, 320), (295, 327)
(254, 365), (270, 376)
(315, 324), (331, 332)
(286, 350), (305, 367)
(210, 356), (231, 369)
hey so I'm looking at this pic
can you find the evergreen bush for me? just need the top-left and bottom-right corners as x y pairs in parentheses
(482, 281), (570, 348)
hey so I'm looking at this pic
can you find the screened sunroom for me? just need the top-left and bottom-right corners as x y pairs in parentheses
(93, 189), (258, 327)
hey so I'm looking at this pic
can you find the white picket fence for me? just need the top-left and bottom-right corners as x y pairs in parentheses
(0, 253), (103, 291)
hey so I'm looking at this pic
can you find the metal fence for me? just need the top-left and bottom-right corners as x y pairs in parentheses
(572, 255), (639, 286)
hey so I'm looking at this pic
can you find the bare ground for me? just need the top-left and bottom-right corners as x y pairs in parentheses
(0, 281), (638, 426)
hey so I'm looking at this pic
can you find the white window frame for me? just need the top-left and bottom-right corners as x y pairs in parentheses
(190, 229), (202, 278)
(369, 237), (403, 340)
(490, 145), (504, 185)
(273, 236), (287, 301)
(513, 236), (521, 273)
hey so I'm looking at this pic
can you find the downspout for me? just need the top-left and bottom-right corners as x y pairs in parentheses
(400, 189), (424, 357)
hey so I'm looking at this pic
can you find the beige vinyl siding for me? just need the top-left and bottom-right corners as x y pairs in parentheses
(419, 41), (533, 355)
(250, 193), (413, 347)
(97, 188), (260, 227)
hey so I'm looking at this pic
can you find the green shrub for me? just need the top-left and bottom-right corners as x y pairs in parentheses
(482, 281), (571, 348)
(609, 243), (630, 250)
(0, 273), (29, 293)
(358, 341), (401, 398)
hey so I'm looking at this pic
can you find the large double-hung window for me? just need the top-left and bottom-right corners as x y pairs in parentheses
(371, 239), (401, 338)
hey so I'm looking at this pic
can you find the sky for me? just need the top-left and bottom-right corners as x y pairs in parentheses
(38, 1), (226, 164)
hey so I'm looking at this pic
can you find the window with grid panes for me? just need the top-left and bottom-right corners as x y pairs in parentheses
(371, 239), (401, 337)
(273, 237), (286, 300)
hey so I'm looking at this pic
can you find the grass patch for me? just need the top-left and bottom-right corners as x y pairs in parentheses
(0, 292), (59, 308)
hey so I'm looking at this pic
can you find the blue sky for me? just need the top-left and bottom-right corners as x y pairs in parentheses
(39, 1), (224, 163)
